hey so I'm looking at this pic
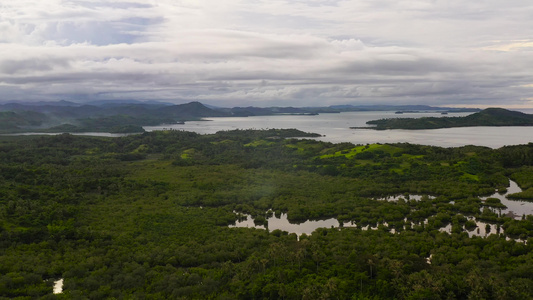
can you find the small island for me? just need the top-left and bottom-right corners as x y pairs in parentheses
(353, 108), (533, 130)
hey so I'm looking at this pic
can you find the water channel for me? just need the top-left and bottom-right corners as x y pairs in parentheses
(480, 180), (533, 218)
(230, 180), (533, 239)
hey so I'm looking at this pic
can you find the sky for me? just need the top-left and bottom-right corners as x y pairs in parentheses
(1, 0), (533, 108)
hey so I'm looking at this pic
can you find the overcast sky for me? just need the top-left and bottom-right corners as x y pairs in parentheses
(1, 0), (533, 107)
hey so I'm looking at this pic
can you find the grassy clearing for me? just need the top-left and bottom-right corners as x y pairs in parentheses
(244, 140), (274, 147)
(460, 173), (479, 182)
(510, 167), (533, 189)
(180, 148), (196, 159)
(285, 140), (325, 154)
(319, 144), (404, 159)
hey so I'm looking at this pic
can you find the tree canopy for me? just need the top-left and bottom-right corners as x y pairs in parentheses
(1, 130), (532, 299)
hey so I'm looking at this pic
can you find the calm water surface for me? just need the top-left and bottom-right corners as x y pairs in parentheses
(145, 111), (533, 148)
(231, 179), (533, 237)
(480, 180), (533, 218)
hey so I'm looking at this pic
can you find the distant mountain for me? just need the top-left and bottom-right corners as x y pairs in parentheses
(0, 100), (80, 107)
(86, 100), (173, 106)
(0, 101), (228, 133)
(0, 111), (48, 130)
(361, 108), (533, 130)
(217, 106), (320, 116)
(0, 100), (488, 133)
(328, 104), (479, 112)
(158, 101), (230, 118)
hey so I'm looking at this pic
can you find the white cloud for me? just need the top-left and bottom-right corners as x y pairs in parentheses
(0, 0), (532, 106)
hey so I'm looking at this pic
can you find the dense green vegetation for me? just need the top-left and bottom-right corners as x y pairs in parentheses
(1, 129), (533, 299)
(361, 108), (533, 130)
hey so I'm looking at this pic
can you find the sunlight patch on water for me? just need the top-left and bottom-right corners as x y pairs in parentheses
(53, 278), (63, 294)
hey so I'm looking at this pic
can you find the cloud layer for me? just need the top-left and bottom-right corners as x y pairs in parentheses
(1, 0), (533, 107)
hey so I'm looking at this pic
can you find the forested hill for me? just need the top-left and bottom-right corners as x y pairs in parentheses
(0, 101), (230, 133)
(362, 108), (533, 130)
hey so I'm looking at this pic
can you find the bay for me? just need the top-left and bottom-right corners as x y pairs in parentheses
(144, 111), (533, 148)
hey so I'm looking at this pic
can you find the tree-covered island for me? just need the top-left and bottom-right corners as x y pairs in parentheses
(355, 108), (533, 130)
(1, 129), (533, 299)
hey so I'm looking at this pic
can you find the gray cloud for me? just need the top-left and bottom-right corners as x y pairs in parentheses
(0, 0), (532, 107)
(0, 58), (70, 75)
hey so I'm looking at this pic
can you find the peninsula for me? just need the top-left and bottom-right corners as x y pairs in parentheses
(355, 108), (533, 130)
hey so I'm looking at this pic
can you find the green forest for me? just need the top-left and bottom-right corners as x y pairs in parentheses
(362, 108), (533, 130)
(1, 129), (533, 299)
